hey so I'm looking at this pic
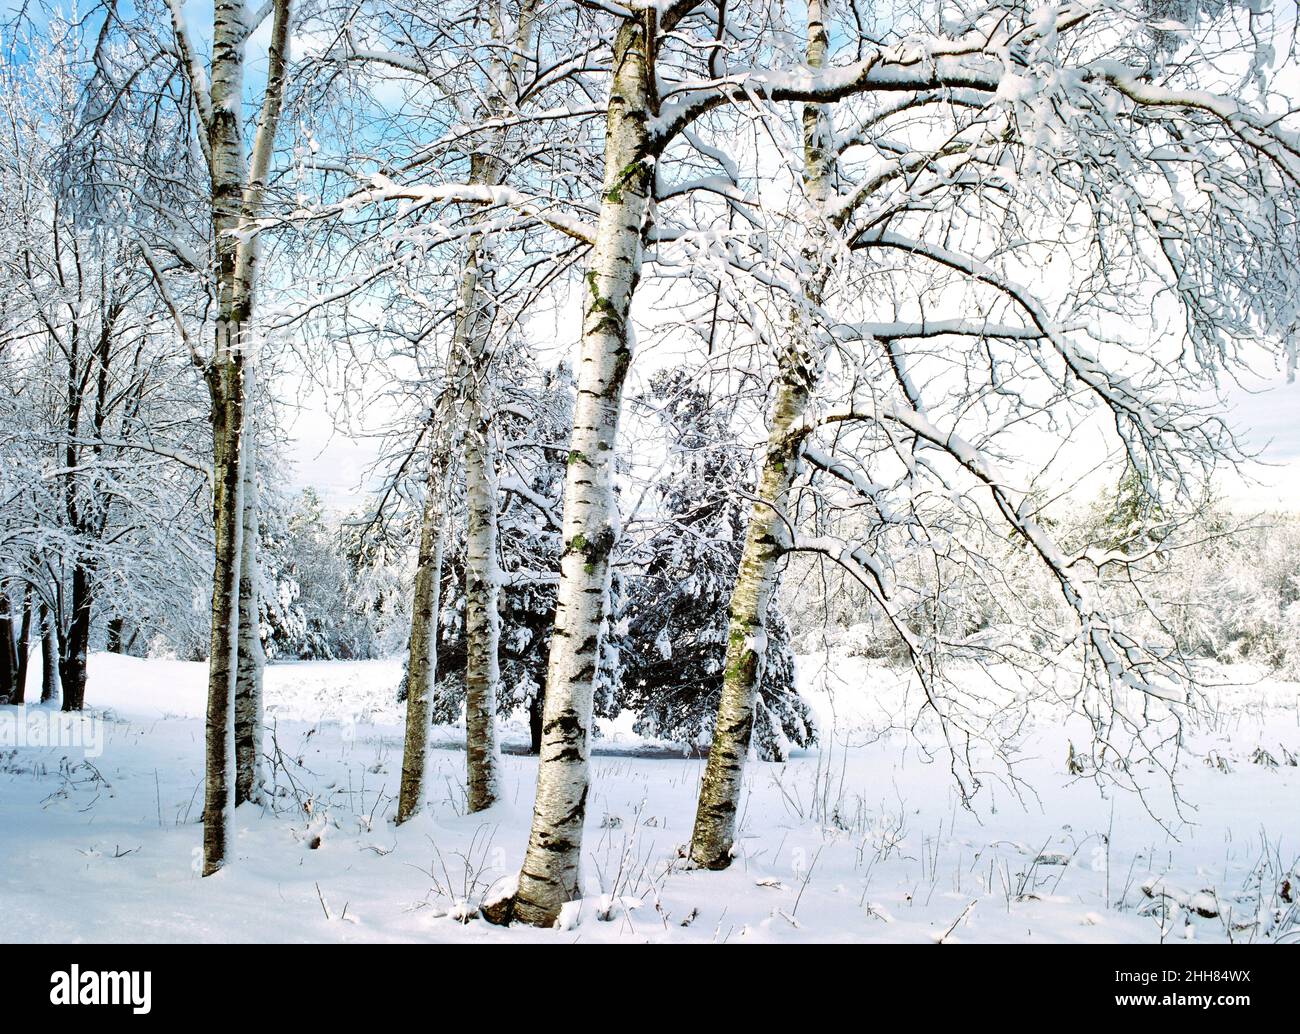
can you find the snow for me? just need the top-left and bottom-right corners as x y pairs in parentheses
(1, 651), (1297, 943)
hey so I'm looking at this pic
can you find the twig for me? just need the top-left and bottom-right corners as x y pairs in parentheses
(937, 900), (978, 943)
(315, 881), (332, 920)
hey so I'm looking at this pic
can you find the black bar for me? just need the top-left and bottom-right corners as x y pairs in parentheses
(0, 944), (1291, 1022)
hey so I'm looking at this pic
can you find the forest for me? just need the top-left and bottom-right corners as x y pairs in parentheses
(0, 0), (1298, 944)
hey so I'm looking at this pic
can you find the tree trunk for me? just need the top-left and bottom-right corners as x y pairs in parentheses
(106, 616), (125, 654)
(688, 378), (810, 868)
(40, 603), (59, 703)
(13, 589), (33, 705)
(396, 0), (537, 819)
(202, 377), (245, 875)
(689, 3), (834, 870)
(395, 450), (450, 823)
(528, 688), (545, 756)
(463, 385), (502, 811)
(0, 591), (15, 703)
(455, 197), (507, 812)
(190, 0), (292, 877)
(488, 17), (655, 928)
(60, 563), (93, 712)
(234, 422), (265, 807)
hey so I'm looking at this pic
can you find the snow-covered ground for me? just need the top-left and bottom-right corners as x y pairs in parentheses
(1, 652), (1297, 943)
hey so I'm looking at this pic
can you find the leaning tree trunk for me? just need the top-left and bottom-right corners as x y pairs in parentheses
(40, 603), (59, 703)
(196, 0), (249, 876)
(486, 18), (655, 928)
(234, 422), (265, 807)
(687, 376), (811, 867)
(395, 446), (451, 824)
(689, 3), (836, 870)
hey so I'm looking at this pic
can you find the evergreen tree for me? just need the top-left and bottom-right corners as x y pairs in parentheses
(616, 371), (814, 761)
(400, 363), (575, 752)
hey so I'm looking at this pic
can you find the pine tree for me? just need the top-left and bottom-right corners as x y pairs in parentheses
(617, 370), (814, 761)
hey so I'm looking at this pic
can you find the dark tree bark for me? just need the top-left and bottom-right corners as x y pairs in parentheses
(0, 591), (15, 703)
(106, 616), (125, 654)
(12, 589), (33, 705)
(528, 689), (545, 756)
(59, 563), (93, 712)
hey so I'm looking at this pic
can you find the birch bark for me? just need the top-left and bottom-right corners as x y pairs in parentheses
(395, 445), (450, 823)
(460, 231), (503, 812)
(487, 15), (655, 927)
(397, 231), (504, 818)
(463, 390), (502, 812)
(394, 205), (496, 822)
(234, 414), (266, 807)
(172, 0), (292, 875)
(689, 3), (835, 869)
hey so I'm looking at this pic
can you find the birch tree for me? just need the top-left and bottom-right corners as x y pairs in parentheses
(689, 0), (839, 868)
(287, 0), (589, 820)
(160, 0), (294, 873)
(685, 0), (1300, 869)
(481, 5), (664, 927)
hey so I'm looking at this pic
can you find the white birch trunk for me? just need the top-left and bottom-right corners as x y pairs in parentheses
(459, 221), (503, 812)
(182, 0), (292, 876)
(463, 384), (502, 812)
(486, 16), (655, 927)
(234, 412), (265, 807)
(395, 447), (450, 824)
(689, 3), (835, 869)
